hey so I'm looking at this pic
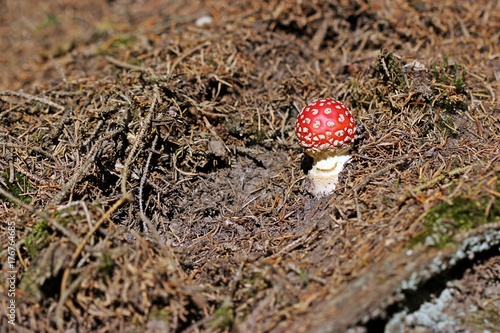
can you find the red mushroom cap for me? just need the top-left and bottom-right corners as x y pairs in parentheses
(295, 98), (358, 154)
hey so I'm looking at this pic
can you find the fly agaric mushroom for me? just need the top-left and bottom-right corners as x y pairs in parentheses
(295, 98), (359, 196)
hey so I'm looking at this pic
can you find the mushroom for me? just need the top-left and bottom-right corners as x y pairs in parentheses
(295, 98), (359, 197)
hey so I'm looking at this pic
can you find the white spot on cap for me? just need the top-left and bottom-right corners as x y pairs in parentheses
(326, 121), (335, 127)
(312, 120), (321, 128)
(335, 130), (345, 137)
(338, 114), (345, 122)
(324, 108), (332, 114)
(312, 108), (319, 115)
(303, 118), (311, 124)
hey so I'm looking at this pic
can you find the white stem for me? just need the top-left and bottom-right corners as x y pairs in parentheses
(308, 154), (352, 197)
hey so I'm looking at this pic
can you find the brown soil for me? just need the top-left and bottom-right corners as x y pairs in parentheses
(0, 0), (499, 332)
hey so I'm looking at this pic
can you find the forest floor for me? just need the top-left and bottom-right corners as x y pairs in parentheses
(0, 0), (499, 332)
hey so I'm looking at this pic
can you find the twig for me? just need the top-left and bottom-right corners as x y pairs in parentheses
(349, 172), (362, 224)
(398, 163), (478, 205)
(3, 142), (61, 166)
(8, 156), (14, 183)
(121, 92), (158, 196)
(170, 41), (210, 73)
(413, 164), (477, 194)
(139, 212), (183, 278)
(0, 89), (65, 111)
(267, 201), (324, 260)
(48, 105), (73, 141)
(139, 134), (159, 228)
(47, 127), (121, 207)
(58, 194), (132, 315)
(353, 159), (407, 192)
(55, 274), (85, 331)
(0, 187), (80, 245)
(309, 13), (331, 52)
(352, 154), (409, 162)
(57, 201), (92, 229)
(105, 55), (152, 74)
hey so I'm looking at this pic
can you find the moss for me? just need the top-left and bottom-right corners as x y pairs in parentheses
(248, 124), (266, 144)
(35, 13), (59, 33)
(430, 55), (468, 113)
(373, 50), (408, 93)
(208, 301), (234, 330)
(96, 33), (137, 55)
(431, 55), (466, 95)
(51, 207), (81, 227)
(149, 308), (170, 323)
(225, 116), (245, 139)
(99, 251), (115, 276)
(410, 196), (499, 248)
(24, 220), (51, 258)
(1, 172), (34, 205)
(466, 302), (500, 331)
(436, 113), (459, 138)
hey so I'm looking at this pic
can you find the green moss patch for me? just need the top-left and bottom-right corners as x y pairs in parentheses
(208, 301), (234, 330)
(24, 220), (51, 258)
(411, 196), (499, 249)
(1, 172), (34, 205)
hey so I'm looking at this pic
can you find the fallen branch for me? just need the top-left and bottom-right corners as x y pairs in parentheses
(0, 89), (65, 111)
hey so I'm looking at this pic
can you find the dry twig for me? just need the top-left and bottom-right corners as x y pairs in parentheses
(0, 89), (66, 111)
(0, 187), (80, 244)
(121, 92), (158, 195)
(47, 127), (123, 207)
(56, 193), (132, 330)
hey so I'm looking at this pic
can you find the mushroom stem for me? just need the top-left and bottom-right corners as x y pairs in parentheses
(307, 150), (352, 197)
